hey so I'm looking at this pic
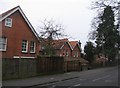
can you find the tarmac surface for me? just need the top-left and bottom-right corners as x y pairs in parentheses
(2, 66), (119, 87)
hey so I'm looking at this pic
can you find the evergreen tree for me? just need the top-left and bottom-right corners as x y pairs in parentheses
(84, 41), (95, 64)
(95, 6), (119, 61)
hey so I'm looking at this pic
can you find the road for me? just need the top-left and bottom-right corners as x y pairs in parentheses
(33, 66), (119, 88)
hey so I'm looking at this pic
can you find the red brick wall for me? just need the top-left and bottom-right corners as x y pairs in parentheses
(1, 11), (40, 58)
(59, 42), (72, 60)
(72, 44), (81, 58)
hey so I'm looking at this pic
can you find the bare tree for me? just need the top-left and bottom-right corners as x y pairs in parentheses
(39, 19), (66, 40)
(38, 19), (67, 55)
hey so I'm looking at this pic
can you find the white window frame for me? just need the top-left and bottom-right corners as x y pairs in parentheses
(66, 50), (69, 57)
(22, 40), (28, 53)
(73, 51), (78, 57)
(5, 18), (12, 27)
(60, 54), (62, 56)
(73, 51), (76, 57)
(30, 41), (36, 53)
(76, 52), (78, 57)
(0, 37), (7, 51)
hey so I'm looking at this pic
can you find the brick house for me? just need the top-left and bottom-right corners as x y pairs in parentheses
(52, 38), (88, 71)
(66, 41), (81, 71)
(69, 41), (81, 58)
(53, 39), (72, 60)
(0, 6), (40, 58)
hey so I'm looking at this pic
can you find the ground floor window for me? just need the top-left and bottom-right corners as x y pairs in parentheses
(30, 41), (36, 53)
(22, 40), (28, 53)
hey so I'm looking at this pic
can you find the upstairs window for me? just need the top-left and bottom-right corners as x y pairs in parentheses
(22, 40), (28, 53)
(66, 50), (69, 56)
(5, 18), (12, 27)
(30, 41), (36, 53)
(76, 52), (78, 57)
(73, 52), (76, 57)
(0, 37), (7, 51)
(74, 51), (78, 57)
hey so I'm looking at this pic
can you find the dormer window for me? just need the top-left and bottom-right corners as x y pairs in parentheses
(5, 18), (12, 27)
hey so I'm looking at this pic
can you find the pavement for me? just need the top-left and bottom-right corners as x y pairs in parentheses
(2, 71), (84, 87)
(2, 66), (118, 87)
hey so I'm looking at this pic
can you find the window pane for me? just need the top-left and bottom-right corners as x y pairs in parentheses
(22, 40), (27, 52)
(0, 37), (7, 51)
(0, 44), (3, 49)
(30, 41), (35, 53)
(5, 18), (12, 27)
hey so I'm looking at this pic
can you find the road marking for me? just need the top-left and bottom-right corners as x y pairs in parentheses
(92, 75), (110, 82)
(74, 84), (81, 86)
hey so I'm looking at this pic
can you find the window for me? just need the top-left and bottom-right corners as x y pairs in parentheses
(0, 37), (7, 51)
(30, 41), (36, 53)
(76, 52), (78, 57)
(60, 54), (62, 56)
(73, 52), (76, 57)
(66, 50), (69, 56)
(73, 51), (78, 57)
(5, 18), (12, 27)
(22, 40), (28, 53)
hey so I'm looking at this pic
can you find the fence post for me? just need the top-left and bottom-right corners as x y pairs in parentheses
(19, 58), (21, 78)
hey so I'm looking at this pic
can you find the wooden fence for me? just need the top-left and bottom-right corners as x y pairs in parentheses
(2, 56), (64, 80)
(37, 56), (64, 74)
(2, 58), (36, 80)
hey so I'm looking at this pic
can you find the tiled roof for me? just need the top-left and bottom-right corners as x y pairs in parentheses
(53, 38), (68, 49)
(69, 41), (78, 49)
(52, 38), (81, 50)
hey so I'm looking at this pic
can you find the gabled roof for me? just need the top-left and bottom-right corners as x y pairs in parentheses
(0, 6), (39, 41)
(53, 38), (73, 50)
(69, 41), (78, 49)
(52, 38), (82, 51)
(69, 41), (81, 51)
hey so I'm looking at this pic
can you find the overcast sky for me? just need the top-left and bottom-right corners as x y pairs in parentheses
(0, 0), (96, 50)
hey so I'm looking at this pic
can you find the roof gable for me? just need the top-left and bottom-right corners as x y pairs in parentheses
(69, 41), (77, 49)
(53, 39), (73, 50)
(60, 41), (73, 50)
(0, 6), (39, 41)
(69, 41), (81, 51)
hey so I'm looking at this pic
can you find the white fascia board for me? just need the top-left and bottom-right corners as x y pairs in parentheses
(0, 6), (40, 41)
(13, 56), (35, 58)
